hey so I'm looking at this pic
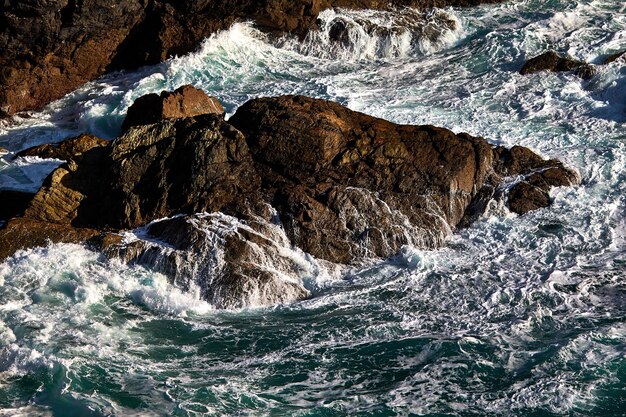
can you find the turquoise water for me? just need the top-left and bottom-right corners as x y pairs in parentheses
(1, 0), (625, 415)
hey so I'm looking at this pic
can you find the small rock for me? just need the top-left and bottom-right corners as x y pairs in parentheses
(520, 51), (596, 79)
(16, 134), (108, 161)
(508, 182), (550, 215)
(121, 85), (225, 131)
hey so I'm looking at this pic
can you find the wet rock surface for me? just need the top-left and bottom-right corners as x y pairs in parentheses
(121, 85), (225, 132)
(520, 51), (596, 79)
(103, 213), (313, 309)
(0, 0), (506, 117)
(0, 92), (578, 306)
(602, 50), (626, 65)
(16, 134), (109, 161)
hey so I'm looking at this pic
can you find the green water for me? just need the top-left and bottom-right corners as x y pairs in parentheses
(1, 0), (625, 415)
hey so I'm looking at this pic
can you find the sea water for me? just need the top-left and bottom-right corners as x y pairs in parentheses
(0, 0), (625, 415)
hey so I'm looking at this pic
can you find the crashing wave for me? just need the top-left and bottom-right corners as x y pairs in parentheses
(105, 211), (340, 309)
(282, 8), (463, 60)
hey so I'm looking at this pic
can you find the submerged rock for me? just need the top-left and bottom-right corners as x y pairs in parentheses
(0, 92), (579, 307)
(121, 85), (225, 132)
(520, 51), (596, 79)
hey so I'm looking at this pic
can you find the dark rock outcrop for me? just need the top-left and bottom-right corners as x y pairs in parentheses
(22, 114), (257, 230)
(0, 0), (506, 117)
(16, 134), (108, 161)
(520, 51), (596, 79)
(0, 217), (100, 261)
(0, 93), (579, 306)
(230, 96), (578, 261)
(121, 85), (225, 132)
(0, 190), (35, 222)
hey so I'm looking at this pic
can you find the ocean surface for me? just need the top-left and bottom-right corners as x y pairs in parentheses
(1, 0), (625, 415)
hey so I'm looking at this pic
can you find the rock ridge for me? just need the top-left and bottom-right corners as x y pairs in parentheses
(0, 87), (579, 306)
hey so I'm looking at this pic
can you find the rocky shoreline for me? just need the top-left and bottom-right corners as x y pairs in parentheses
(0, 0), (507, 117)
(0, 86), (579, 307)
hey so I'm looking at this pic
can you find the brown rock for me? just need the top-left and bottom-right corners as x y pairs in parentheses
(0, 93), (579, 308)
(230, 95), (579, 261)
(16, 134), (108, 160)
(520, 51), (596, 79)
(507, 182), (550, 215)
(121, 85), (225, 132)
(0, 217), (99, 261)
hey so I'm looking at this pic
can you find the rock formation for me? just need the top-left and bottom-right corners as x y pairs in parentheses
(16, 134), (108, 161)
(0, 0), (506, 117)
(0, 87), (579, 306)
(520, 51), (596, 79)
(0, 190), (35, 223)
(121, 85), (225, 132)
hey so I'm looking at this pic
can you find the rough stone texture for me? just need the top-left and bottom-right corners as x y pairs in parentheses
(0, 94), (579, 306)
(230, 95), (494, 262)
(520, 51), (596, 79)
(23, 114), (258, 230)
(0, 217), (99, 261)
(230, 96), (579, 261)
(16, 134), (108, 160)
(104, 213), (312, 309)
(121, 85), (225, 132)
(0, 0), (506, 117)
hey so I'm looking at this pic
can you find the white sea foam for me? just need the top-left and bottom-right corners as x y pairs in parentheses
(0, 0), (625, 414)
(284, 8), (464, 61)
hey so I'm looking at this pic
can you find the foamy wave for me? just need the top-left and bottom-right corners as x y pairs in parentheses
(284, 8), (463, 61)
(110, 212), (343, 309)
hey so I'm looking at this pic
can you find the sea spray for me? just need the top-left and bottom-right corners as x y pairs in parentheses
(0, 0), (625, 414)
(105, 212), (342, 309)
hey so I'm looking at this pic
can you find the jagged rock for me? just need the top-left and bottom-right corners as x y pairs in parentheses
(16, 134), (108, 160)
(0, 93), (579, 306)
(0, 190), (35, 221)
(0, 0), (507, 117)
(230, 96), (578, 261)
(121, 85), (224, 132)
(520, 51), (596, 79)
(25, 114), (258, 229)
(103, 213), (312, 308)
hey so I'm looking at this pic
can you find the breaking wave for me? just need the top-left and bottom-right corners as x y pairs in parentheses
(0, 0), (625, 414)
